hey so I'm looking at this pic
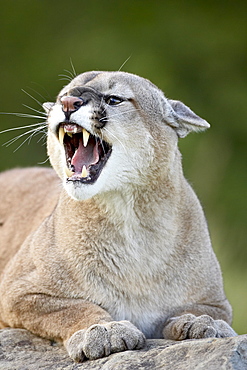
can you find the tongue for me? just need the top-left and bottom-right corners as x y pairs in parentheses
(71, 138), (99, 173)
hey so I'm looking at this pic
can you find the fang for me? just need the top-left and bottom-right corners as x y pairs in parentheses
(59, 127), (65, 145)
(65, 167), (74, 178)
(82, 128), (90, 147)
(81, 165), (88, 178)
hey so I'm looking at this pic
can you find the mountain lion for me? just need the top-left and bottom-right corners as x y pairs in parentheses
(0, 71), (236, 362)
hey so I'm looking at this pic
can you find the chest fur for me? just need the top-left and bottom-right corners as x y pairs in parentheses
(41, 191), (189, 337)
(53, 215), (180, 337)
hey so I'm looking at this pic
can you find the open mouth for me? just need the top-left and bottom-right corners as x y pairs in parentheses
(58, 123), (112, 184)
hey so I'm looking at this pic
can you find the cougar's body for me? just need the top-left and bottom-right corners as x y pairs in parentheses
(0, 71), (236, 361)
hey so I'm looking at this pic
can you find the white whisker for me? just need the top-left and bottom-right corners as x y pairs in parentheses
(0, 84), (50, 157)
(22, 104), (46, 116)
(14, 130), (47, 153)
(64, 69), (74, 78)
(38, 157), (50, 165)
(41, 138), (48, 146)
(21, 89), (43, 107)
(27, 85), (51, 102)
(59, 62), (77, 83)
(98, 129), (107, 156)
(12, 134), (36, 152)
(59, 75), (73, 82)
(3, 126), (44, 147)
(99, 108), (142, 122)
(118, 55), (132, 72)
(0, 112), (46, 120)
(9, 127), (44, 153)
(70, 58), (77, 78)
(103, 127), (127, 154)
(63, 69), (75, 79)
(0, 121), (46, 135)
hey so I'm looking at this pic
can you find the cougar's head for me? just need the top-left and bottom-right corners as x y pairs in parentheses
(45, 71), (209, 201)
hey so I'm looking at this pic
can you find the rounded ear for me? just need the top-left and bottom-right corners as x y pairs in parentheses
(43, 102), (55, 114)
(166, 99), (210, 138)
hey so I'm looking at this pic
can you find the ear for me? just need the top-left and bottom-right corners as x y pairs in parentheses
(166, 99), (210, 138)
(42, 102), (55, 114)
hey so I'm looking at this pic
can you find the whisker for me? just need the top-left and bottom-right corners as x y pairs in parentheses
(13, 133), (37, 152)
(28, 83), (53, 101)
(0, 112), (46, 120)
(30, 128), (47, 144)
(3, 126), (45, 147)
(118, 55), (132, 72)
(99, 108), (142, 122)
(22, 104), (46, 116)
(38, 157), (50, 165)
(98, 129), (106, 156)
(59, 78), (73, 83)
(59, 62), (77, 83)
(63, 69), (75, 79)
(103, 127), (127, 154)
(16, 132), (46, 153)
(37, 132), (47, 144)
(59, 74), (73, 82)
(21, 89), (43, 107)
(6, 127), (45, 153)
(0, 84), (50, 156)
(70, 58), (77, 77)
(27, 129), (38, 145)
(0, 121), (46, 135)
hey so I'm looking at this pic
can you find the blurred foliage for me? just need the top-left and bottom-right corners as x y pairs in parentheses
(0, 0), (246, 334)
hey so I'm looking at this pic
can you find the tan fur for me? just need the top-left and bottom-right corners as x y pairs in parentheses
(0, 71), (236, 362)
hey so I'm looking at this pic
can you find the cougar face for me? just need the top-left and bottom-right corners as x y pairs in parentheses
(45, 71), (209, 201)
(45, 71), (164, 201)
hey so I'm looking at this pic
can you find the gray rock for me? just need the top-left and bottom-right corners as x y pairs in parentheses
(0, 328), (246, 369)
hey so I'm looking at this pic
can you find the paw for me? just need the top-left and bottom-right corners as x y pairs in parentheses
(65, 320), (146, 362)
(163, 314), (237, 341)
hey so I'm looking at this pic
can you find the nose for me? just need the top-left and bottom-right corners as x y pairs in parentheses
(61, 96), (84, 118)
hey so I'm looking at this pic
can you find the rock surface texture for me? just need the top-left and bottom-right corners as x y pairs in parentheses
(0, 329), (247, 369)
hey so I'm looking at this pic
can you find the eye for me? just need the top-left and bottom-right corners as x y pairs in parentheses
(105, 96), (124, 106)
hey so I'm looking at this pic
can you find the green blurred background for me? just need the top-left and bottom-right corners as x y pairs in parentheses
(0, 0), (246, 334)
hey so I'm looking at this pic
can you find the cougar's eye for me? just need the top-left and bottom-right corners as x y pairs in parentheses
(105, 96), (124, 106)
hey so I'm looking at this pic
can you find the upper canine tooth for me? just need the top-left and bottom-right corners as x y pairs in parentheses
(81, 165), (88, 178)
(82, 128), (90, 147)
(59, 127), (65, 145)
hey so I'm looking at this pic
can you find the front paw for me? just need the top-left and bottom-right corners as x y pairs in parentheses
(163, 314), (237, 340)
(65, 320), (146, 362)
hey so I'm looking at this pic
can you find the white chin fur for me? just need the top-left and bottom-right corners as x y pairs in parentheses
(64, 179), (105, 201)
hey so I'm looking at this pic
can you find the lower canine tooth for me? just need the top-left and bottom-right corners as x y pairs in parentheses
(65, 167), (74, 178)
(81, 165), (88, 178)
(59, 127), (65, 145)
